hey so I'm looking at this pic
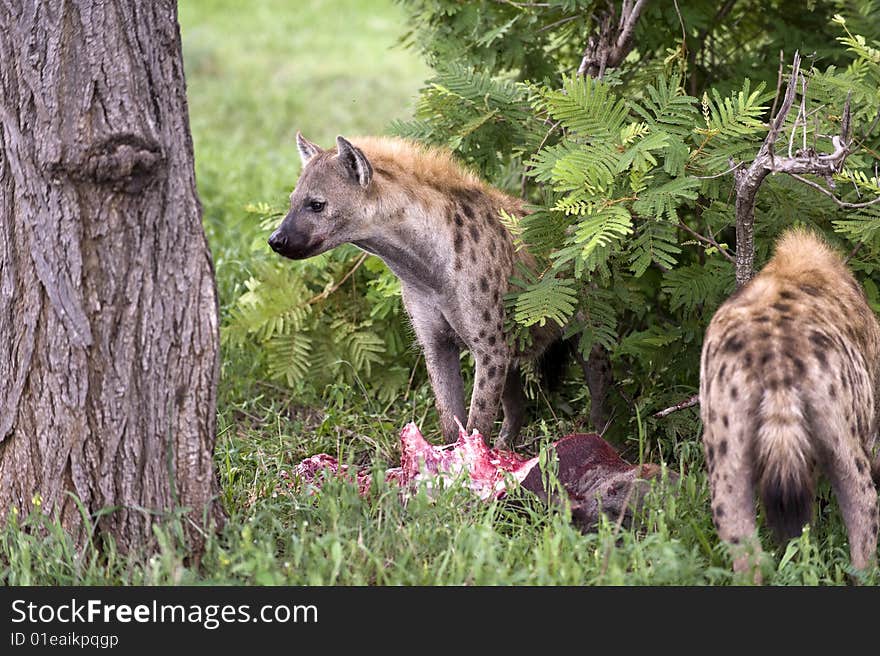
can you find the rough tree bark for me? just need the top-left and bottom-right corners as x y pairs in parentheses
(733, 52), (853, 287)
(0, 1), (223, 552)
(577, 0), (649, 79)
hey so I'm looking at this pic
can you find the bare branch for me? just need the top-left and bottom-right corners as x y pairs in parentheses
(537, 14), (581, 33)
(492, 1), (552, 7)
(788, 174), (880, 209)
(768, 50), (785, 119)
(677, 222), (736, 263)
(671, 0), (687, 51)
(844, 240), (865, 264)
(729, 52), (871, 287)
(614, 0), (649, 54)
(693, 161), (744, 179)
(652, 394), (700, 419)
(303, 252), (368, 307)
(733, 52), (802, 287)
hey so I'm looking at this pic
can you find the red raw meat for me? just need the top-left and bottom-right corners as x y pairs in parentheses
(287, 422), (675, 530)
(518, 433), (672, 530)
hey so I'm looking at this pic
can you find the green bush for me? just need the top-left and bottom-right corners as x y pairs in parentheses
(230, 1), (880, 456)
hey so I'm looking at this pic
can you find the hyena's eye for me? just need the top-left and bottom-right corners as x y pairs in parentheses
(307, 200), (326, 213)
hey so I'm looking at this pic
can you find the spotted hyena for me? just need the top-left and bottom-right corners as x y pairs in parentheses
(268, 133), (609, 446)
(700, 228), (880, 580)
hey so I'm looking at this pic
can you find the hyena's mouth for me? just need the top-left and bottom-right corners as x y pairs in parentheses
(268, 233), (326, 260)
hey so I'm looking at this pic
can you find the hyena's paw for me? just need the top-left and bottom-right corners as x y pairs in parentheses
(730, 538), (767, 585)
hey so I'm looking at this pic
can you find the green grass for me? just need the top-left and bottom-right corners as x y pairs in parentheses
(1, 0), (876, 587)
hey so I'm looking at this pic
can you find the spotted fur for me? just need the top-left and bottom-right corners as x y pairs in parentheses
(269, 133), (568, 446)
(700, 228), (880, 581)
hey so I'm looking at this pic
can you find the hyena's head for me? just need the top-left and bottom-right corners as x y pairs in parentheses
(268, 132), (374, 259)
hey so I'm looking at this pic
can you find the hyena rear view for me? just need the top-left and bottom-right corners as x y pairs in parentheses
(268, 133), (607, 446)
(700, 228), (880, 580)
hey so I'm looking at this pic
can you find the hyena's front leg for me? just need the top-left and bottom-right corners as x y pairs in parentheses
(406, 297), (467, 444)
(467, 345), (510, 446)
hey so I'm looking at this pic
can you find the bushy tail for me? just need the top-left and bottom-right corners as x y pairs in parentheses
(756, 386), (815, 542)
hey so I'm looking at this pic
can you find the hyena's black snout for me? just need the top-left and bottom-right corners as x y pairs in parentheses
(268, 229), (288, 255)
(267, 225), (326, 260)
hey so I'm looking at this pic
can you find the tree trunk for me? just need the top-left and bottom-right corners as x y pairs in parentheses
(0, 1), (223, 552)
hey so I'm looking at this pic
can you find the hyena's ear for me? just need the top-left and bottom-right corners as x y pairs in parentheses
(336, 135), (373, 188)
(296, 131), (322, 165)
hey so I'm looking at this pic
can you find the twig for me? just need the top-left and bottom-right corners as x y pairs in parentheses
(861, 108), (880, 142)
(652, 393), (699, 419)
(787, 174), (880, 208)
(255, 379), (295, 395)
(492, 0), (552, 7)
(537, 14), (581, 33)
(522, 119), (562, 196)
(402, 354), (422, 402)
(844, 240), (864, 264)
(768, 50), (785, 119)
(672, 0), (687, 52)
(677, 222), (735, 263)
(732, 52), (831, 287)
(734, 52), (801, 287)
(303, 252), (369, 306)
(693, 161), (744, 180)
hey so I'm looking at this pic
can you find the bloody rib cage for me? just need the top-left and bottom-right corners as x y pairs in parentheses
(288, 421), (676, 531)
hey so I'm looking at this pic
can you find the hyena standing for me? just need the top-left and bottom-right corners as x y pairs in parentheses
(268, 133), (609, 446)
(700, 228), (880, 579)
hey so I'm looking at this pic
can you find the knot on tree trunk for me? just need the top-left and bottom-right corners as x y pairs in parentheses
(53, 133), (165, 193)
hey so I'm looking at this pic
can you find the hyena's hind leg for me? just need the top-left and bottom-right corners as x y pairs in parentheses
(827, 448), (879, 574)
(497, 366), (526, 449)
(813, 416), (879, 573)
(703, 411), (763, 583)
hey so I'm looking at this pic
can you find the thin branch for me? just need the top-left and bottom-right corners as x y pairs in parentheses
(492, 0), (552, 7)
(788, 174), (880, 209)
(652, 394), (700, 419)
(521, 119), (561, 196)
(844, 240), (865, 264)
(677, 222), (736, 263)
(614, 0), (649, 54)
(768, 50), (785, 119)
(693, 161), (744, 180)
(732, 51), (803, 287)
(537, 14), (581, 33)
(303, 252), (368, 306)
(672, 0), (687, 51)
(861, 107), (880, 142)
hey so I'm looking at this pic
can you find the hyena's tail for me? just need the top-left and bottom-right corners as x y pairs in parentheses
(756, 385), (815, 542)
